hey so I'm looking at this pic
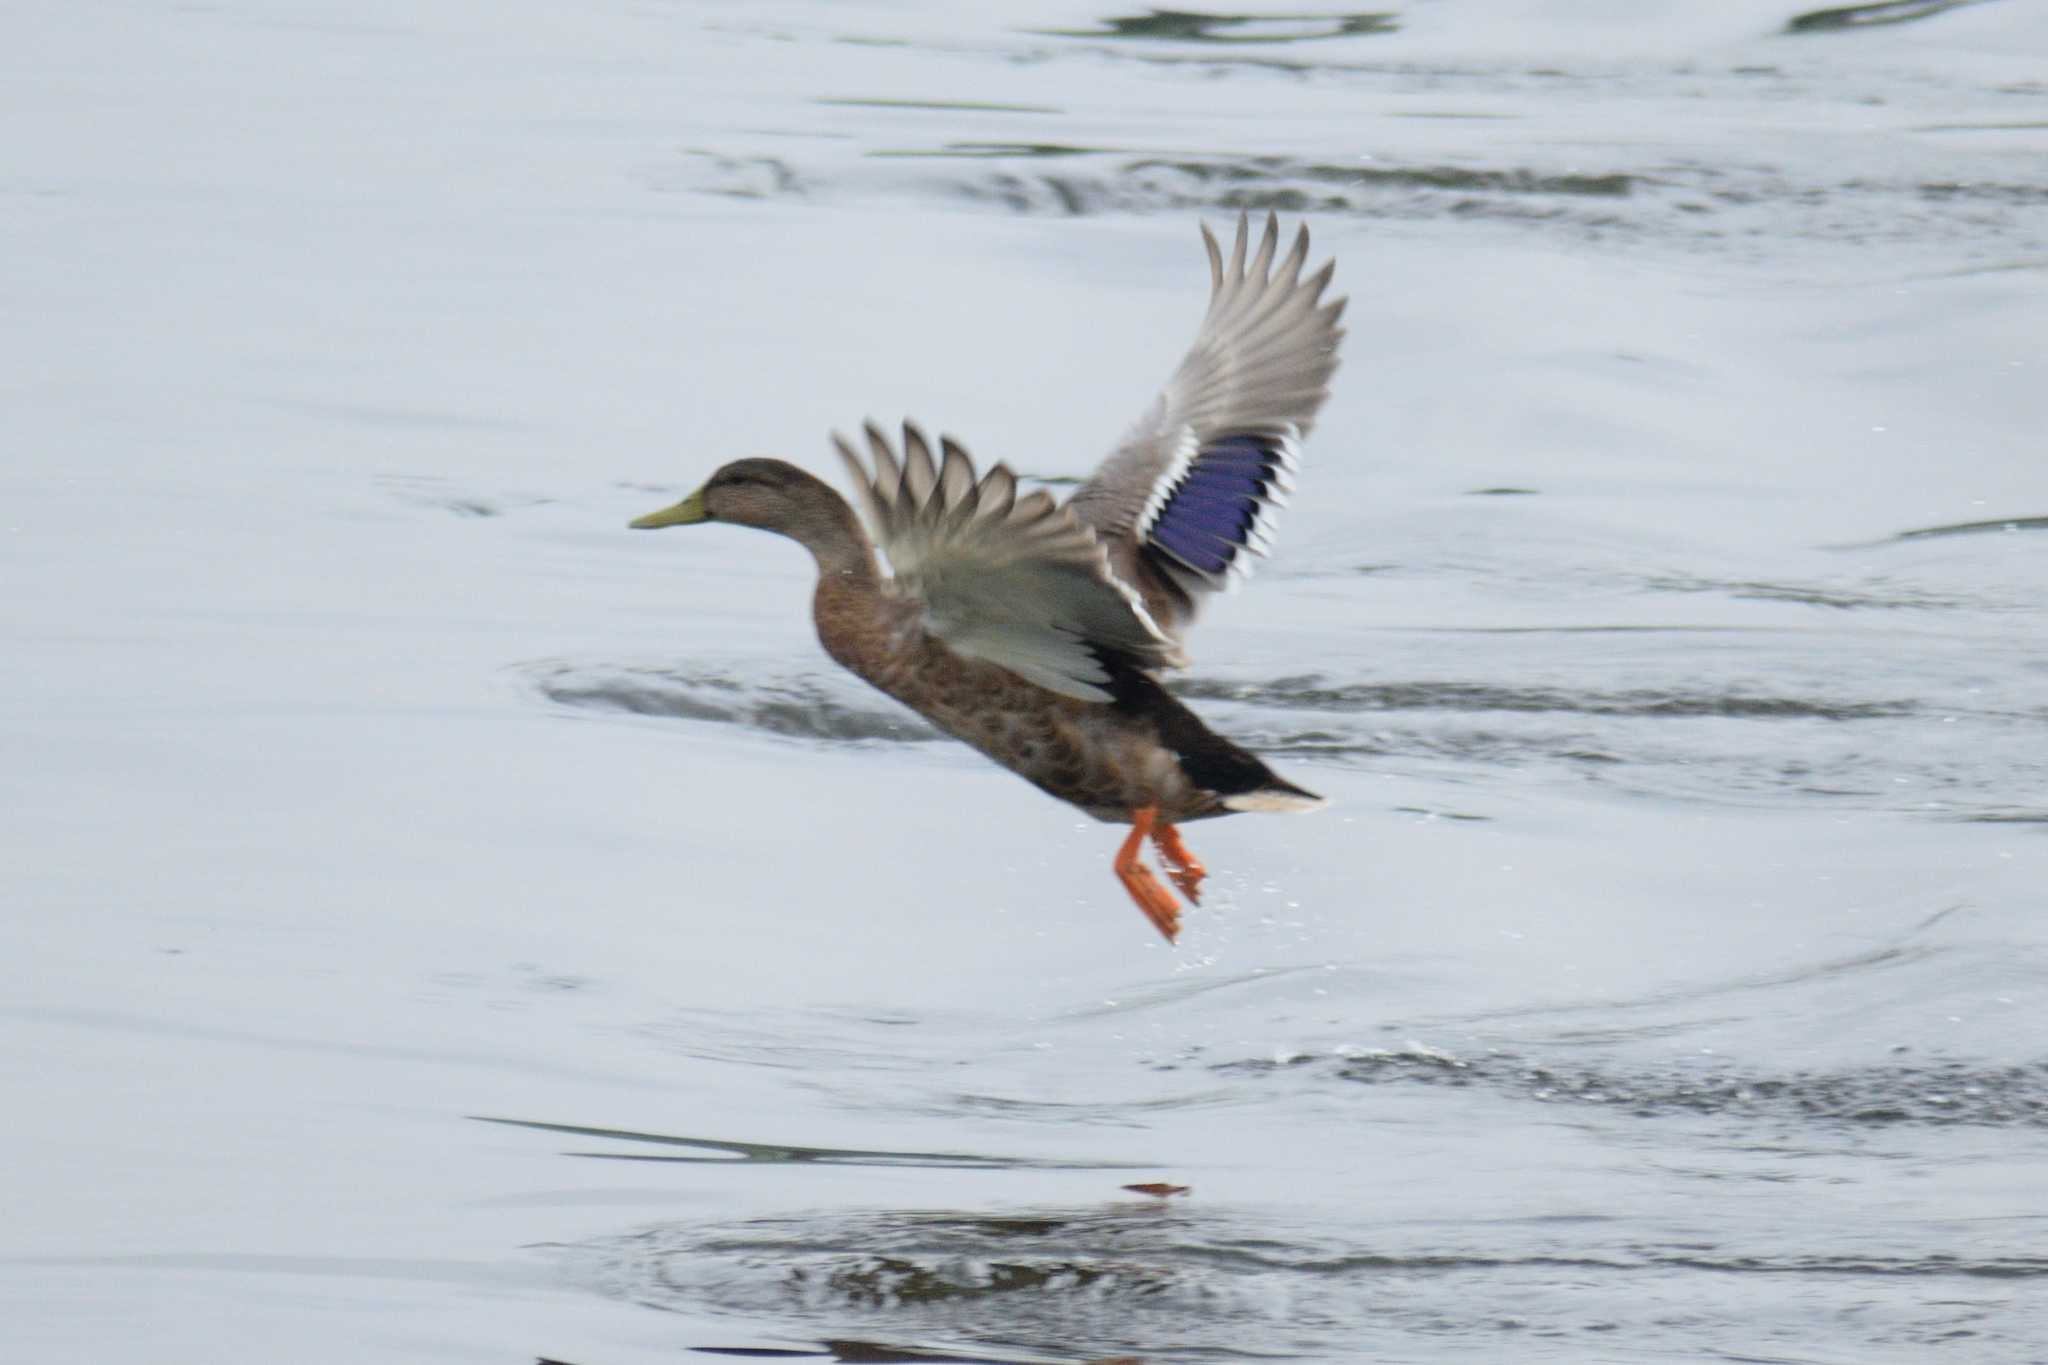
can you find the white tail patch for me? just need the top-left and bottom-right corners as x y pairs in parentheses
(1222, 790), (1328, 814)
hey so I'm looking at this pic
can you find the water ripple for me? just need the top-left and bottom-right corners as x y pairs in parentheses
(1216, 1046), (2048, 1129)
(563, 1203), (2048, 1361)
(527, 661), (940, 743)
(1176, 675), (1918, 721)
(527, 657), (2045, 821)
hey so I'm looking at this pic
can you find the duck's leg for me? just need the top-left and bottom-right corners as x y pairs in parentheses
(1151, 822), (1207, 904)
(1115, 806), (1183, 943)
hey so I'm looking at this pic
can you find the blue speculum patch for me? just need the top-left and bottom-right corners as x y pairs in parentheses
(1147, 434), (1286, 575)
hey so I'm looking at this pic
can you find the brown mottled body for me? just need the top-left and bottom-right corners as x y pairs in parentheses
(815, 575), (1220, 825)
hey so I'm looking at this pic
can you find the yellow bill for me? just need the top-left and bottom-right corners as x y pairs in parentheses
(629, 488), (708, 529)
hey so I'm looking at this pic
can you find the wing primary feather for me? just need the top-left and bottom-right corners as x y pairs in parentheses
(1279, 221), (1310, 288)
(862, 420), (904, 523)
(1306, 257), (1338, 300)
(901, 422), (940, 523)
(1249, 211), (1279, 285)
(937, 437), (975, 509)
(973, 463), (1017, 527)
(872, 421), (923, 527)
(1200, 221), (1223, 293)
(833, 432), (884, 531)
(1011, 488), (1057, 526)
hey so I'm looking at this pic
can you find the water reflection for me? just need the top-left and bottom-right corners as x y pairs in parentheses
(1039, 9), (1399, 44)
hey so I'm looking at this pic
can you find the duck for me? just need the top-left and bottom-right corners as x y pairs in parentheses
(629, 212), (1345, 942)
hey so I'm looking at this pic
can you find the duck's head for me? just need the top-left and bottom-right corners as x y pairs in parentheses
(629, 458), (825, 533)
(629, 458), (872, 576)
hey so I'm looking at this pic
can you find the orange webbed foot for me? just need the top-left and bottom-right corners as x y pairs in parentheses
(1115, 806), (1185, 942)
(1150, 822), (1207, 905)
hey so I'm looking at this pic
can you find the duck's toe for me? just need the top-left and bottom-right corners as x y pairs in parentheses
(1151, 822), (1207, 905)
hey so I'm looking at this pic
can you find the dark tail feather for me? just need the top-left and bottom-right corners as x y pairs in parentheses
(1102, 657), (1327, 813)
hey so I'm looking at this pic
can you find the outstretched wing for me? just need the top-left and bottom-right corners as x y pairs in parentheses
(835, 421), (1184, 703)
(1067, 212), (1345, 640)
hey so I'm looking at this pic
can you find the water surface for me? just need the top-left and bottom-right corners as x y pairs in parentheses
(4, 2), (2045, 1362)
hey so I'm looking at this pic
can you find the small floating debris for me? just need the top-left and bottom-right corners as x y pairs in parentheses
(1121, 1181), (1192, 1198)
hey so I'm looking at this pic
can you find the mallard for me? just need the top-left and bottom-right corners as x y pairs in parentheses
(630, 212), (1344, 942)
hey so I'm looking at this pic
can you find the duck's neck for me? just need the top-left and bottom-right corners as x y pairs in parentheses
(797, 497), (926, 697)
(762, 474), (879, 584)
(773, 482), (892, 677)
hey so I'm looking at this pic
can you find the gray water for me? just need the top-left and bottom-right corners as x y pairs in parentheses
(5, 2), (2046, 1363)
